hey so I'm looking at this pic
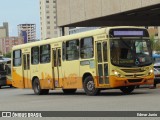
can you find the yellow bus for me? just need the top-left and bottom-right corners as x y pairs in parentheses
(12, 27), (154, 95)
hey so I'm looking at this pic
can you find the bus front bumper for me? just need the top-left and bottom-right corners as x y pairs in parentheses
(109, 74), (154, 88)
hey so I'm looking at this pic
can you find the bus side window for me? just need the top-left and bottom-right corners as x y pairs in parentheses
(40, 44), (50, 63)
(58, 49), (61, 66)
(80, 37), (94, 59)
(103, 42), (107, 62)
(31, 46), (39, 65)
(53, 50), (57, 67)
(66, 39), (79, 60)
(62, 42), (66, 60)
(13, 50), (21, 66)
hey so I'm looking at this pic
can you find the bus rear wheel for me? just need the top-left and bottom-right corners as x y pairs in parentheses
(33, 78), (49, 95)
(83, 76), (100, 96)
(120, 86), (135, 94)
(62, 89), (77, 94)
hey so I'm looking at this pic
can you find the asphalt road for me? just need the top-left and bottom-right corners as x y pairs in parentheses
(0, 86), (160, 120)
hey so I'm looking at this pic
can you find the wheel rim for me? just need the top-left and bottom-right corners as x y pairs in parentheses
(87, 81), (94, 91)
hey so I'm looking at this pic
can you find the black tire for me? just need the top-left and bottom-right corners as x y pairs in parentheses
(62, 89), (77, 94)
(83, 76), (100, 96)
(33, 78), (49, 95)
(0, 86), (1, 89)
(42, 89), (49, 95)
(120, 86), (135, 94)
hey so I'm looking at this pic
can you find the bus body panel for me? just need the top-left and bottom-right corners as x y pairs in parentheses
(12, 67), (24, 88)
(62, 60), (82, 89)
(38, 63), (53, 89)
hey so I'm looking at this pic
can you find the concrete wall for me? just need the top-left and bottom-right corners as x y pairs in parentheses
(57, 0), (160, 26)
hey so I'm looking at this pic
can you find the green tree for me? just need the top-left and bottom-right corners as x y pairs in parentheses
(150, 35), (160, 52)
(4, 52), (11, 58)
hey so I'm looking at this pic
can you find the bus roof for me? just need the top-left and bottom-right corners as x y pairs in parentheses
(12, 26), (146, 50)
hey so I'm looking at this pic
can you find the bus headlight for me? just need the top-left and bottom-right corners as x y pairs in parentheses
(112, 70), (121, 77)
(148, 69), (153, 75)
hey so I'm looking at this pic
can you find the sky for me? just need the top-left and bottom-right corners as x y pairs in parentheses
(0, 0), (40, 39)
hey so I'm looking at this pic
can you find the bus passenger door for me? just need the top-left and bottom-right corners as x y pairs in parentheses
(96, 41), (109, 85)
(52, 48), (62, 88)
(22, 54), (31, 88)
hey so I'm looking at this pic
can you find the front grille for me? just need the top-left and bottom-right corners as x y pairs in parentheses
(121, 69), (145, 73)
(125, 74), (145, 77)
(128, 79), (142, 83)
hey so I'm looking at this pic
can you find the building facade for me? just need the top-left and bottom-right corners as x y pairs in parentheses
(0, 37), (24, 54)
(17, 24), (36, 43)
(56, 0), (160, 27)
(147, 26), (160, 41)
(39, 0), (61, 39)
(0, 22), (9, 38)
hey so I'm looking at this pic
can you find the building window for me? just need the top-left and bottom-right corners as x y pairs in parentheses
(46, 5), (49, 8)
(80, 37), (94, 59)
(46, 0), (49, 3)
(47, 21), (50, 24)
(47, 26), (50, 29)
(13, 50), (21, 66)
(47, 16), (50, 19)
(53, 0), (56, 3)
(31, 46), (39, 64)
(40, 44), (50, 63)
(66, 40), (79, 60)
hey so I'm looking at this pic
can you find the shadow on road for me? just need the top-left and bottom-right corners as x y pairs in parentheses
(22, 90), (151, 97)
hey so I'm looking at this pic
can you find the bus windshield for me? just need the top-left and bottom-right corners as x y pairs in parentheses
(110, 39), (152, 67)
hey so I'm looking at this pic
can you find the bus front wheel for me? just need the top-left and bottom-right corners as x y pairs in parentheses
(120, 86), (135, 94)
(33, 78), (49, 95)
(83, 76), (100, 96)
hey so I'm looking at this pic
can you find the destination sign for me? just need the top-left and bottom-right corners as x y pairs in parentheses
(109, 28), (149, 37)
(113, 31), (143, 36)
